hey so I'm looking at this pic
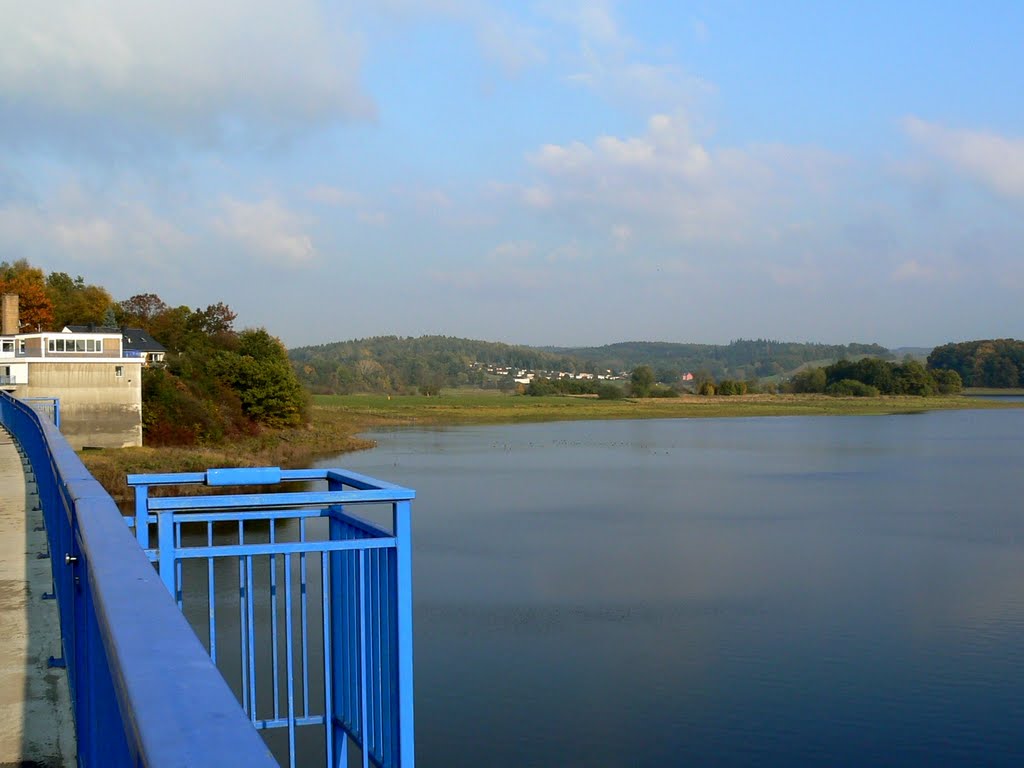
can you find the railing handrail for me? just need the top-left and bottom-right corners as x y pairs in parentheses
(0, 392), (277, 767)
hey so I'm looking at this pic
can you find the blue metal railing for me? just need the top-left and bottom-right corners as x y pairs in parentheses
(21, 396), (60, 429)
(0, 390), (277, 767)
(126, 467), (416, 768)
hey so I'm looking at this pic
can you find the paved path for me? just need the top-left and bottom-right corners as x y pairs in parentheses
(0, 426), (76, 767)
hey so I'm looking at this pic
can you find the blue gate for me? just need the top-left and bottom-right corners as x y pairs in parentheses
(127, 466), (416, 768)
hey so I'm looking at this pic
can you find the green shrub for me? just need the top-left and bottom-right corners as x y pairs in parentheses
(826, 379), (880, 397)
(595, 383), (625, 400)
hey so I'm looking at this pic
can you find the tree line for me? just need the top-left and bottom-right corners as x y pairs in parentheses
(289, 334), (894, 395)
(0, 260), (306, 445)
(788, 357), (962, 397)
(927, 339), (1024, 388)
(545, 339), (890, 383)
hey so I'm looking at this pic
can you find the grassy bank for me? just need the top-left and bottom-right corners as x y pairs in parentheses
(81, 390), (1024, 501)
(310, 390), (1024, 423)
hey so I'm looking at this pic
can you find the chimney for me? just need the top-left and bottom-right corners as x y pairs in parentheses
(1, 294), (18, 336)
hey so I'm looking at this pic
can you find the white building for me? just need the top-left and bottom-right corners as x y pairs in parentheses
(1, 295), (144, 449)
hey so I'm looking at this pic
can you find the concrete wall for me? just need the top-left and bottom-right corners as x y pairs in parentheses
(17, 362), (143, 449)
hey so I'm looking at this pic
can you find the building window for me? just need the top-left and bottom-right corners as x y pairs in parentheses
(18, 340), (24, 354)
(115, 365), (124, 378)
(47, 338), (102, 353)
(1, 340), (12, 353)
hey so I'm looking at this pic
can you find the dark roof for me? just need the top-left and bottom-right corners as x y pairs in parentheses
(121, 327), (166, 353)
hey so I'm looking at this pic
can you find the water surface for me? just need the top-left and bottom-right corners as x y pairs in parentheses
(322, 410), (1024, 766)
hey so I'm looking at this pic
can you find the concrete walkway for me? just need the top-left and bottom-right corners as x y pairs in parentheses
(0, 426), (76, 767)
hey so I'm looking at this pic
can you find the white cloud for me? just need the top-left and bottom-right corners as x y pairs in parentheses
(0, 192), (191, 284)
(891, 259), (935, 282)
(0, 0), (373, 144)
(903, 117), (1024, 200)
(523, 112), (842, 247)
(550, 2), (712, 110)
(306, 185), (362, 207)
(358, 211), (390, 226)
(215, 198), (316, 265)
(522, 186), (554, 208)
(54, 218), (115, 250)
(488, 240), (535, 261)
(367, 0), (545, 74)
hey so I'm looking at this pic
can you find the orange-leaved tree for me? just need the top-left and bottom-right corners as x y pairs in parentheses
(0, 260), (54, 331)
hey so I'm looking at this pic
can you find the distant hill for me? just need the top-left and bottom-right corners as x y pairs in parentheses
(890, 346), (933, 362)
(545, 339), (891, 381)
(290, 335), (581, 393)
(289, 335), (891, 394)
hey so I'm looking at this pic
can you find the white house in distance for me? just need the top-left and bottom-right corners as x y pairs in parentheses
(0, 294), (156, 449)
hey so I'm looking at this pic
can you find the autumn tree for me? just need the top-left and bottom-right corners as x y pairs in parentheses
(45, 272), (114, 328)
(115, 293), (169, 329)
(0, 260), (54, 330)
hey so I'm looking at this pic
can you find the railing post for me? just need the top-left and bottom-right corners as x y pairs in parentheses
(328, 508), (349, 766)
(133, 483), (150, 549)
(157, 508), (176, 598)
(394, 499), (415, 767)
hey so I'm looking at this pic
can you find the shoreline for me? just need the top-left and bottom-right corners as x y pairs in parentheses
(81, 391), (1024, 502)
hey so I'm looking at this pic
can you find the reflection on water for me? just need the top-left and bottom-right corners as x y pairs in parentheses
(319, 410), (1024, 767)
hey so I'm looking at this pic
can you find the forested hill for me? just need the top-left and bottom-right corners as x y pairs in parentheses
(927, 339), (1024, 388)
(544, 340), (890, 380)
(289, 336), (891, 394)
(290, 336), (580, 393)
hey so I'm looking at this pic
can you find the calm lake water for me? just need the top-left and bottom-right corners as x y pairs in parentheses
(319, 409), (1024, 767)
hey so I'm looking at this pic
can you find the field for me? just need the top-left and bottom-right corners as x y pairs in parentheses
(81, 390), (1024, 501)
(310, 390), (1024, 424)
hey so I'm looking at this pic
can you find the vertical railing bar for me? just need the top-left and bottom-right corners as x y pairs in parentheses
(157, 509), (175, 597)
(371, 547), (382, 761)
(379, 546), (388, 762)
(134, 483), (150, 548)
(379, 546), (392, 767)
(207, 521), (217, 664)
(349, 530), (358, 737)
(284, 553), (297, 768)
(342, 532), (351, 735)
(247, 554), (258, 722)
(395, 499), (415, 766)
(175, 521), (183, 610)
(238, 521), (249, 715)
(300, 518), (310, 718)
(321, 550), (335, 768)
(358, 548), (370, 768)
(270, 520), (280, 722)
(386, 547), (398, 767)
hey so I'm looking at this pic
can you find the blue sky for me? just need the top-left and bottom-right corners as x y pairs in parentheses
(1, 1), (1022, 349)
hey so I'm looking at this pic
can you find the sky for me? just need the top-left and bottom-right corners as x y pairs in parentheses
(1, 1), (1022, 350)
